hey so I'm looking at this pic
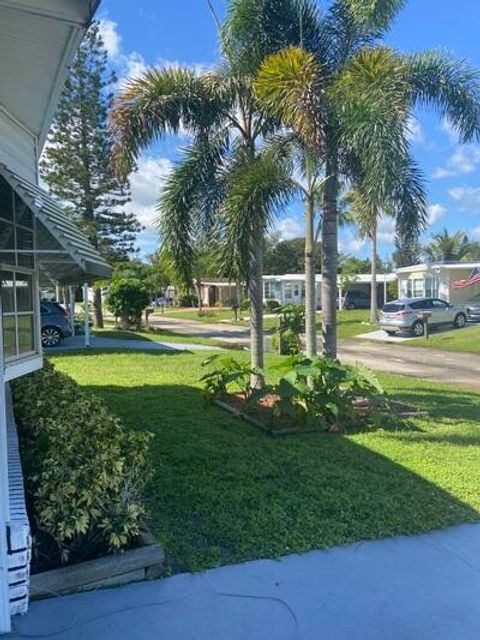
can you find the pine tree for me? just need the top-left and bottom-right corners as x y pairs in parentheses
(40, 20), (141, 327)
(393, 234), (422, 269)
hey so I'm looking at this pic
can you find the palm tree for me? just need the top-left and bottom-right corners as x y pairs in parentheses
(424, 229), (472, 262)
(252, 0), (480, 357)
(263, 134), (326, 357)
(342, 189), (393, 322)
(110, 6), (311, 385)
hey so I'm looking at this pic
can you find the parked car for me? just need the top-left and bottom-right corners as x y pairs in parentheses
(40, 301), (73, 347)
(379, 297), (467, 337)
(466, 293), (480, 322)
(341, 290), (371, 310)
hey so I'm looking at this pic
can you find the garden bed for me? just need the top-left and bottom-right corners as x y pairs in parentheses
(29, 527), (164, 600)
(215, 393), (427, 436)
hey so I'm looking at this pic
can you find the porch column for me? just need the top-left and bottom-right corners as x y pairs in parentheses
(383, 275), (387, 306)
(0, 320), (12, 632)
(68, 286), (75, 337)
(83, 283), (90, 348)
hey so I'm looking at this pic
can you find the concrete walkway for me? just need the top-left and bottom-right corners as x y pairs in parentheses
(51, 335), (220, 353)
(148, 315), (252, 345)
(338, 340), (480, 391)
(11, 522), (480, 639)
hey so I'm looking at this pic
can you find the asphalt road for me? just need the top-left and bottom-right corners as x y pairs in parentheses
(149, 315), (480, 391)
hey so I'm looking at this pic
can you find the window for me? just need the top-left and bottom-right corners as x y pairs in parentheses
(284, 284), (293, 300)
(1, 271), (37, 361)
(431, 299), (448, 309)
(293, 284), (300, 297)
(424, 277), (433, 298)
(413, 279), (424, 297)
(264, 282), (274, 299)
(0, 177), (38, 363)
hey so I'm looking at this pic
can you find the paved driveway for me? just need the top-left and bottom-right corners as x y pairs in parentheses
(338, 340), (480, 391)
(12, 523), (480, 639)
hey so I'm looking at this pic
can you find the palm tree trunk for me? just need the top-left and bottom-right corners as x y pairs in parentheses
(370, 222), (378, 323)
(236, 279), (243, 320)
(249, 230), (265, 388)
(193, 279), (203, 312)
(304, 194), (317, 359)
(93, 286), (104, 329)
(321, 153), (339, 358)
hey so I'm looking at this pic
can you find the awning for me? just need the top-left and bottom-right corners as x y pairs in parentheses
(1, 164), (112, 285)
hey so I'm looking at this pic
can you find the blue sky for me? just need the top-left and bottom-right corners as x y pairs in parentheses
(98, 0), (480, 259)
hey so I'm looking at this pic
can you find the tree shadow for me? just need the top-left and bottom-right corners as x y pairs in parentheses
(387, 385), (480, 424)
(82, 379), (480, 574)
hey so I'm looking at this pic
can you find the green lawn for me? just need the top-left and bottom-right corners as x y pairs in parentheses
(158, 307), (243, 324)
(49, 349), (480, 575)
(405, 324), (480, 353)
(93, 325), (220, 347)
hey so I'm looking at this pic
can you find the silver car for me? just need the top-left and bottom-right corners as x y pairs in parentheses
(466, 294), (480, 322)
(380, 297), (467, 337)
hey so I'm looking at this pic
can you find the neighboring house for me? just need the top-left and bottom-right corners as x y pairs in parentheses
(263, 273), (397, 308)
(198, 280), (244, 307)
(396, 262), (480, 304)
(0, 0), (106, 632)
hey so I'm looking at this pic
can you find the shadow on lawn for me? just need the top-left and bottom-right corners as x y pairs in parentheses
(389, 385), (480, 423)
(81, 379), (479, 573)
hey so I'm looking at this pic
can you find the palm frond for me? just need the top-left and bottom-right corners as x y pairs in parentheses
(109, 67), (227, 179)
(218, 154), (294, 279)
(332, 47), (411, 204)
(404, 50), (480, 142)
(156, 133), (228, 284)
(255, 46), (326, 150)
(391, 156), (428, 243)
(222, 0), (321, 74)
(341, 0), (406, 34)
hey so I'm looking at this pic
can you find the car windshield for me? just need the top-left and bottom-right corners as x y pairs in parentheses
(383, 303), (405, 313)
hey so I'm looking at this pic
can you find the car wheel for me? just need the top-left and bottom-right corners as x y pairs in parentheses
(386, 331), (396, 337)
(412, 320), (424, 337)
(41, 326), (63, 348)
(454, 313), (467, 329)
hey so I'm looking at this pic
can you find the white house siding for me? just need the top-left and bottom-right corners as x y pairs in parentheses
(0, 114), (36, 183)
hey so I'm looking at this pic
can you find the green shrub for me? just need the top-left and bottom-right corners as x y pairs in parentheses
(11, 362), (153, 568)
(252, 355), (387, 430)
(200, 355), (261, 401)
(105, 278), (149, 330)
(272, 304), (305, 355)
(264, 298), (281, 313)
(177, 293), (198, 308)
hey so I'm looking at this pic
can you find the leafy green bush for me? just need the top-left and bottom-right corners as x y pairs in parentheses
(11, 362), (152, 568)
(105, 278), (149, 329)
(272, 304), (305, 355)
(177, 293), (198, 308)
(252, 356), (387, 430)
(264, 298), (281, 313)
(201, 355), (261, 401)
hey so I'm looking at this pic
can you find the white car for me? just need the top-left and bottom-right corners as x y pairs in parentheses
(380, 297), (467, 337)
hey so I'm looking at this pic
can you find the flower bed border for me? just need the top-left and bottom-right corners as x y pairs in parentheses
(29, 527), (164, 600)
(214, 397), (428, 437)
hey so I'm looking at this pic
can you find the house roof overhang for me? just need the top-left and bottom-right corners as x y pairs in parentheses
(0, 0), (100, 151)
(1, 163), (111, 286)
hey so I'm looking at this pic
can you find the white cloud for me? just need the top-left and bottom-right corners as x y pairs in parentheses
(448, 186), (480, 213)
(377, 216), (396, 245)
(432, 145), (480, 179)
(406, 116), (424, 145)
(473, 226), (480, 239)
(98, 18), (122, 59)
(339, 234), (367, 254)
(441, 118), (460, 144)
(274, 217), (304, 240)
(426, 203), (447, 226)
(127, 156), (173, 230)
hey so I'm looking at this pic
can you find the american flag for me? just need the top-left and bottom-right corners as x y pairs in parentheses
(453, 267), (480, 289)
